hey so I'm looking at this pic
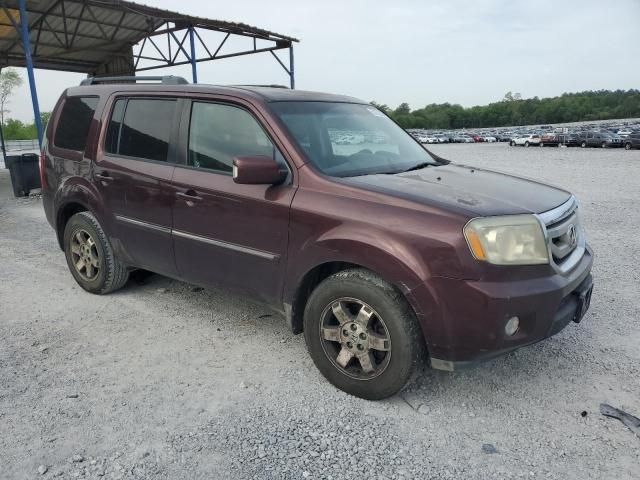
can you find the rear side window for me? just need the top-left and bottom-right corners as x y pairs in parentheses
(54, 96), (99, 151)
(105, 98), (176, 162)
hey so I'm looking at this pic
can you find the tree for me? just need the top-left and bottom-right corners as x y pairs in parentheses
(394, 102), (411, 115)
(369, 101), (391, 114)
(0, 69), (23, 127)
(40, 111), (51, 129)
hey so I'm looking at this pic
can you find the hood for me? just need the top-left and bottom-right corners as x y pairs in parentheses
(340, 163), (571, 217)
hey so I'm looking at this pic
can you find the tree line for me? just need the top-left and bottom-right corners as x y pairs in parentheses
(372, 89), (640, 130)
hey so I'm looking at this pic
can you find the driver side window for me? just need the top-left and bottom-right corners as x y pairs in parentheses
(188, 102), (277, 174)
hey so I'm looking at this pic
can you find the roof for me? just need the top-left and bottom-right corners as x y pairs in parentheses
(64, 81), (366, 104)
(0, 0), (297, 74)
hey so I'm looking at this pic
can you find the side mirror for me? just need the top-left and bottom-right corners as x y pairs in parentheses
(232, 155), (287, 185)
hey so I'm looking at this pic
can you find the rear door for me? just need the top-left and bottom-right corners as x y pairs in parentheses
(170, 98), (296, 305)
(94, 95), (182, 276)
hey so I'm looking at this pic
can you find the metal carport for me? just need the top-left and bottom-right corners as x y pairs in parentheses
(0, 0), (298, 156)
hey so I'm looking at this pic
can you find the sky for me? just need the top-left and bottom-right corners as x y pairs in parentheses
(6, 0), (640, 122)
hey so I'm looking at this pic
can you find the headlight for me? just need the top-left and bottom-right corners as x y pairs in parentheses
(463, 215), (549, 265)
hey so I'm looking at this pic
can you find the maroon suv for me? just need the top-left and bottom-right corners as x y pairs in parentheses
(41, 76), (594, 399)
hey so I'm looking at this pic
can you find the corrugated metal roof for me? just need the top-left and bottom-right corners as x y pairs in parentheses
(0, 0), (297, 74)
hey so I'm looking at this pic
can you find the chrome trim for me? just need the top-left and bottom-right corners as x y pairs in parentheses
(537, 195), (577, 225)
(535, 196), (585, 275)
(172, 229), (278, 261)
(115, 215), (171, 234)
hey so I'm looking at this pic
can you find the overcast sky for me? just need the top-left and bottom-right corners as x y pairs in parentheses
(6, 0), (640, 122)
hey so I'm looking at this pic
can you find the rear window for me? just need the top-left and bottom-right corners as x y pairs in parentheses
(105, 98), (176, 162)
(54, 96), (99, 151)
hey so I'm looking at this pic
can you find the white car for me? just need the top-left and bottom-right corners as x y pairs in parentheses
(617, 130), (632, 138)
(510, 134), (541, 147)
(483, 136), (497, 143)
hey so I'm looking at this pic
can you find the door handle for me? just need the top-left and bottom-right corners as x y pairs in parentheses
(176, 190), (203, 202)
(96, 171), (114, 182)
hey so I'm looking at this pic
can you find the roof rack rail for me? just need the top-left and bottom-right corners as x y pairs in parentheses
(234, 84), (290, 89)
(80, 75), (189, 86)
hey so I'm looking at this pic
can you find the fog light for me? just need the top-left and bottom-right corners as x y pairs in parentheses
(505, 316), (520, 336)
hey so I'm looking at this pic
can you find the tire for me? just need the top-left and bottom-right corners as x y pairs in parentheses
(540, 142), (544, 147)
(580, 141), (587, 148)
(63, 211), (129, 294)
(625, 142), (632, 150)
(601, 142), (607, 148)
(303, 269), (425, 400)
(524, 141), (530, 147)
(510, 141), (515, 146)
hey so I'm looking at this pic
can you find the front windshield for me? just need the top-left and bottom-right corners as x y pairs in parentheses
(270, 101), (438, 177)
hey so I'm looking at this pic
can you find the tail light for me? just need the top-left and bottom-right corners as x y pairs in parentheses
(39, 150), (46, 190)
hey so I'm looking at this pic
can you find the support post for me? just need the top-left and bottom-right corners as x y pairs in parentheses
(289, 44), (295, 89)
(189, 26), (197, 84)
(18, 0), (43, 147)
(0, 120), (6, 165)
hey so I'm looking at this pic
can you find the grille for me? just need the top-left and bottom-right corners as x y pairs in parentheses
(538, 197), (585, 273)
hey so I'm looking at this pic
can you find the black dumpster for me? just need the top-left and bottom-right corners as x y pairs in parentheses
(6, 153), (41, 197)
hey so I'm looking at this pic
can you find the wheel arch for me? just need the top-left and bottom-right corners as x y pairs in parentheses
(55, 200), (90, 250)
(285, 256), (427, 336)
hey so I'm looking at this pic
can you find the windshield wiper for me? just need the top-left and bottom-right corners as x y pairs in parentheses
(402, 162), (433, 173)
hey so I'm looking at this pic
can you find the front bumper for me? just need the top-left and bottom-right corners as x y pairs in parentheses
(408, 246), (594, 370)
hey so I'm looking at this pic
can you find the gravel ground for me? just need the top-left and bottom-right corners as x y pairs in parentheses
(1, 143), (639, 479)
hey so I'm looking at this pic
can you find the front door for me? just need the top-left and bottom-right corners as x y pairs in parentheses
(94, 96), (181, 276)
(171, 100), (296, 305)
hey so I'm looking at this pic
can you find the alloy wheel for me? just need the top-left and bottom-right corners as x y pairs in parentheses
(70, 229), (100, 281)
(319, 298), (391, 380)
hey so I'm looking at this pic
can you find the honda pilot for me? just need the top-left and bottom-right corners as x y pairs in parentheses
(41, 76), (594, 399)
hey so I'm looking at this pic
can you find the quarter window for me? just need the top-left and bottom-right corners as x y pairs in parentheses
(105, 98), (176, 162)
(188, 102), (276, 174)
(54, 96), (99, 151)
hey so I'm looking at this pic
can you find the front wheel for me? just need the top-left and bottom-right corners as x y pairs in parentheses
(524, 141), (530, 147)
(581, 141), (587, 148)
(601, 142), (607, 148)
(63, 211), (129, 294)
(510, 141), (515, 146)
(625, 142), (632, 150)
(303, 269), (424, 400)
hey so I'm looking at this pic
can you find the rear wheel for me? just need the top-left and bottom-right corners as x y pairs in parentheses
(601, 142), (607, 148)
(303, 269), (424, 400)
(510, 141), (515, 146)
(625, 142), (632, 150)
(524, 141), (530, 147)
(581, 141), (587, 148)
(63, 211), (129, 294)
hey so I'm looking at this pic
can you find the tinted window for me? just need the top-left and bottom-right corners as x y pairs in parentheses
(104, 99), (125, 154)
(54, 96), (99, 151)
(108, 99), (176, 162)
(188, 102), (275, 174)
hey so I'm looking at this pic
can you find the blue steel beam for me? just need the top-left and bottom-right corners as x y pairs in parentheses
(18, 0), (43, 146)
(188, 26), (197, 83)
(289, 45), (295, 89)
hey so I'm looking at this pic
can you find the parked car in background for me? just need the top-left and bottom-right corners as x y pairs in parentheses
(510, 134), (541, 147)
(577, 131), (623, 148)
(540, 133), (558, 147)
(623, 132), (640, 150)
(482, 135), (497, 143)
(42, 77), (594, 400)
(616, 130), (632, 138)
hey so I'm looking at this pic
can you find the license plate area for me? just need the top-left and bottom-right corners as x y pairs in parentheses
(573, 277), (593, 323)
